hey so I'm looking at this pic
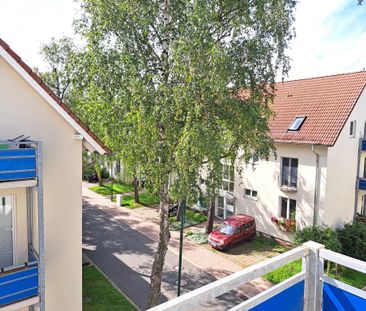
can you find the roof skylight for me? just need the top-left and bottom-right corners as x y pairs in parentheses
(288, 116), (306, 131)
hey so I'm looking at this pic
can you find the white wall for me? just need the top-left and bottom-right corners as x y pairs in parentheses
(325, 87), (366, 226)
(0, 56), (82, 310)
(217, 144), (328, 242)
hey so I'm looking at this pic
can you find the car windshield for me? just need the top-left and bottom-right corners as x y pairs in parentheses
(218, 223), (235, 235)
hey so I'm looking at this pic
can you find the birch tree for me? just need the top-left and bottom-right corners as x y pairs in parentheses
(74, 0), (296, 307)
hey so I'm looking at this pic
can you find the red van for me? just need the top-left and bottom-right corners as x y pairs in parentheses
(208, 214), (256, 251)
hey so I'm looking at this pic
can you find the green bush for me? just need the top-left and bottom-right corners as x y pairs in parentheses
(186, 210), (207, 223)
(83, 165), (96, 182)
(294, 226), (341, 252)
(337, 222), (366, 261)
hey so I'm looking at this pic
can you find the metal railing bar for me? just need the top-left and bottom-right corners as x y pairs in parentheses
(228, 271), (306, 311)
(319, 249), (366, 274)
(0, 264), (38, 276)
(147, 246), (306, 311)
(322, 275), (366, 300)
(0, 156), (36, 159)
(0, 170), (36, 174)
(0, 287), (38, 300)
(0, 273), (38, 287)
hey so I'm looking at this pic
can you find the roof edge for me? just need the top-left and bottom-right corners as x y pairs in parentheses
(0, 38), (110, 155)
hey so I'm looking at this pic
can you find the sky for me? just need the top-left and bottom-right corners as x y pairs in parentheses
(0, 0), (365, 80)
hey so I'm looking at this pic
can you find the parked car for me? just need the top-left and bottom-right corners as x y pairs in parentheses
(208, 214), (256, 251)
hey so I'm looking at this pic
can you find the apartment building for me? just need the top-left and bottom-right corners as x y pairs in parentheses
(217, 71), (366, 241)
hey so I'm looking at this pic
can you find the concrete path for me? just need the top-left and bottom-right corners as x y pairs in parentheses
(82, 182), (272, 310)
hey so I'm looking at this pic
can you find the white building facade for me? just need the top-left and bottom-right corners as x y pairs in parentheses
(216, 71), (366, 241)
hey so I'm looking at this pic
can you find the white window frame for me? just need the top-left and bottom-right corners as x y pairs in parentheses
(280, 197), (296, 220)
(361, 195), (366, 216)
(280, 157), (298, 189)
(221, 164), (234, 192)
(0, 195), (16, 267)
(244, 189), (258, 200)
(216, 195), (235, 219)
(349, 120), (356, 138)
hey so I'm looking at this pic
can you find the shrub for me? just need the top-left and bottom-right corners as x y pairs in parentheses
(82, 165), (96, 182)
(294, 226), (341, 252)
(337, 222), (366, 261)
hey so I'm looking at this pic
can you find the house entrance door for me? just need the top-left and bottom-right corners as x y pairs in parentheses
(0, 196), (14, 268)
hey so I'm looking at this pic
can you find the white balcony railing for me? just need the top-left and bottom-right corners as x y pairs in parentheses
(147, 241), (366, 311)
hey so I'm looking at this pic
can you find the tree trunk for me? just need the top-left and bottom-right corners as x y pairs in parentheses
(147, 185), (171, 307)
(95, 164), (103, 186)
(148, 0), (171, 307)
(206, 199), (215, 234)
(133, 175), (140, 203)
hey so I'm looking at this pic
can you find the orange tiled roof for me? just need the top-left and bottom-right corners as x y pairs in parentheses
(0, 38), (110, 154)
(269, 71), (366, 146)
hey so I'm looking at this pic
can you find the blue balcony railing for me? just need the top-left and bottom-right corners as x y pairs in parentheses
(362, 140), (366, 151)
(359, 178), (366, 191)
(0, 262), (39, 307)
(0, 148), (37, 182)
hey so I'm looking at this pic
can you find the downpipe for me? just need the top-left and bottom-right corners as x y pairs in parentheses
(311, 145), (320, 227)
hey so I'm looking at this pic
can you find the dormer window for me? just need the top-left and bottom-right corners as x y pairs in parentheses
(288, 116), (306, 131)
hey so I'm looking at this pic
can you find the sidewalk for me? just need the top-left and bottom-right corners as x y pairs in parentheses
(82, 182), (272, 298)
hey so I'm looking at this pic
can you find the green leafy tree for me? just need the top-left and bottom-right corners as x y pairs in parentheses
(35, 37), (78, 102)
(74, 0), (296, 306)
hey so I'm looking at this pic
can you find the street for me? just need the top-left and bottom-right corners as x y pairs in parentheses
(82, 199), (246, 310)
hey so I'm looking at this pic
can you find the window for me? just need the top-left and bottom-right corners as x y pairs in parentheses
(349, 120), (356, 137)
(222, 164), (234, 192)
(244, 189), (257, 199)
(115, 161), (121, 174)
(280, 197), (296, 219)
(288, 116), (305, 131)
(361, 195), (366, 216)
(281, 157), (298, 189)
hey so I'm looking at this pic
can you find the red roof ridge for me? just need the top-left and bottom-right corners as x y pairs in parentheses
(277, 69), (366, 85)
(0, 38), (110, 154)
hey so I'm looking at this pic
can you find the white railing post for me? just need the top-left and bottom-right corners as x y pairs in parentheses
(302, 241), (324, 311)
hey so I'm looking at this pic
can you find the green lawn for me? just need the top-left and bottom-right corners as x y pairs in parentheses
(83, 266), (136, 311)
(89, 183), (134, 196)
(264, 259), (366, 289)
(121, 193), (160, 209)
(264, 259), (302, 284)
(169, 209), (208, 231)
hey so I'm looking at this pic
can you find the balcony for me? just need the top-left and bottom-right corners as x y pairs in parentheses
(0, 256), (39, 309)
(147, 241), (366, 311)
(359, 178), (366, 191)
(0, 139), (44, 310)
(0, 144), (37, 188)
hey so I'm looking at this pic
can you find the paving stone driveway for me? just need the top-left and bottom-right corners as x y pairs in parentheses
(204, 237), (290, 268)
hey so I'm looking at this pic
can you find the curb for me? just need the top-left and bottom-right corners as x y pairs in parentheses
(82, 253), (141, 311)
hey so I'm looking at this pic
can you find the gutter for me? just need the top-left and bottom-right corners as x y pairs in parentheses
(311, 145), (320, 226)
(353, 138), (362, 221)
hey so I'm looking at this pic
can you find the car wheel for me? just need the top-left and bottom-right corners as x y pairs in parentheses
(221, 244), (231, 252)
(248, 234), (255, 242)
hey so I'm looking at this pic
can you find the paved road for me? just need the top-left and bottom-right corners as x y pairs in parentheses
(82, 199), (246, 310)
